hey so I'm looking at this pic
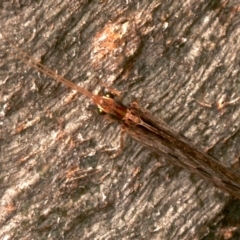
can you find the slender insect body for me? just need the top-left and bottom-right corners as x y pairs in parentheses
(125, 103), (240, 198)
(2, 33), (240, 199)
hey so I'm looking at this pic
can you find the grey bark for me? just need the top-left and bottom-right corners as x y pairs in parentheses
(0, 0), (240, 239)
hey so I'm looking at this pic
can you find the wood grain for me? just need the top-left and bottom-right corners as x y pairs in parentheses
(0, 1), (240, 239)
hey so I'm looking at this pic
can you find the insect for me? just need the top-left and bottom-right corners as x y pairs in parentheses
(2, 33), (240, 199)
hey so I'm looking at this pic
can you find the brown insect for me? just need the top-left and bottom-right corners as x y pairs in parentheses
(2, 33), (240, 199)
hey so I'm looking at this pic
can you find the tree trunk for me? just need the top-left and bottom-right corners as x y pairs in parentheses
(0, 1), (240, 239)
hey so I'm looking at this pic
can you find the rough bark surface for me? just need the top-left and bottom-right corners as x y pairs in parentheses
(0, 1), (240, 239)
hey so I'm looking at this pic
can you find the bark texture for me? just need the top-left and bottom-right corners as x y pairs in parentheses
(0, 1), (240, 239)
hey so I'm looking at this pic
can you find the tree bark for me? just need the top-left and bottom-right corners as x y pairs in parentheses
(0, 1), (240, 239)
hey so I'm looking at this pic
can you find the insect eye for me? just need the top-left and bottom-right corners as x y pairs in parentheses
(98, 107), (105, 114)
(104, 92), (114, 99)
